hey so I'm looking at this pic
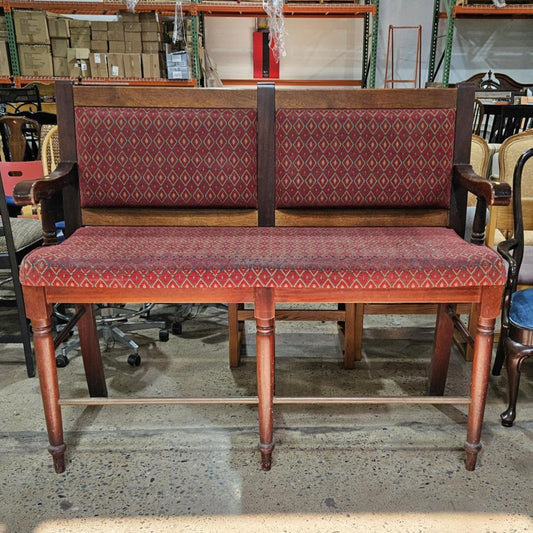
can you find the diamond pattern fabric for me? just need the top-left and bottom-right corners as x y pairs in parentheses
(20, 226), (505, 290)
(75, 107), (258, 208)
(276, 108), (455, 209)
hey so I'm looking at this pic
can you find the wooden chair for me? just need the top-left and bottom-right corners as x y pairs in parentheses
(486, 129), (533, 249)
(0, 161), (45, 377)
(491, 147), (533, 426)
(0, 115), (41, 162)
(41, 125), (59, 175)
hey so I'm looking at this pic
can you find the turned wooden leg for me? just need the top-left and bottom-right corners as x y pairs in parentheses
(500, 337), (533, 427)
(342, 303), (359, 369)
(428, 304), (455, 396)
(76, 304), (108, 398)
(465, 316), (495, 471)
(254, 288), (275, 471)
(23, 287), (66, 473)
(228, 303), (244, 368)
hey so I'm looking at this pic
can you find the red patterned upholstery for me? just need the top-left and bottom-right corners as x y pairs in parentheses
(276, 109), (455, 209)
(75, 107), (258, 208)
(20, 226), (505, 290)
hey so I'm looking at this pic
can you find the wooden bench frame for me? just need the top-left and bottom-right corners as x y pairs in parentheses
(16, 81), (510, 474)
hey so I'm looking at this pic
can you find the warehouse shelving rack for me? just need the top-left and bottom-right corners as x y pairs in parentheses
(0, 0), (379, 88)
(428, 0), (533, 87)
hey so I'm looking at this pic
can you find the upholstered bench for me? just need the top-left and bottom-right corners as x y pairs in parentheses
(15, 81), (510, 473)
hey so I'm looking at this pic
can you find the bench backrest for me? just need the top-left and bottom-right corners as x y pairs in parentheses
(55, 81), (474, 237)
(55, 81), (259, 233)
(264, 85), (473, 229)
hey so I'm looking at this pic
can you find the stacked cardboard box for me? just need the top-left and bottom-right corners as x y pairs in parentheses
(141, 12), (164, 78)
(67, 19), (91, 78)
(9, 10), (177, 80)
(14, 9), (53, 76)
(0, 16), (10, 76)
(47, 14), (70, 77)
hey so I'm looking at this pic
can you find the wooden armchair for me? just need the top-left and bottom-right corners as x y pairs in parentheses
(486, 129), (533, 249)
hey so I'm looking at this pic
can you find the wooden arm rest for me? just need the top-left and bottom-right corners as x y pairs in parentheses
(13, 161), (77, 205)
(453, 164), (511, 206)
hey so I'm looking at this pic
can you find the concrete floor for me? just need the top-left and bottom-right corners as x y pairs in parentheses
(0, 304), (531, 533)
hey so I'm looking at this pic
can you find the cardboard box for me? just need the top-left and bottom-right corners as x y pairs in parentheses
(108, 40), (126, 53)
(142, 41), (162, 53)
(91, 40), (108, 53)
(125, 41), (143, 54)
(142, 53), (161, 78)
(52, 56), (69, 77)
(91, 21), (108, 32)
(141, 21), (161, 32)
(123, 53), (142, 78)
(107, 53), (124, 78)
(142, 30), (163, 42)
(13, 10), (50, 44)
(70, 33), (91, 49)
(0, 41), (10, 76)
(69, 20), (90, 29)
(91, 30), (108, 42)
(107, 21), (124, 41)
(124, 22), (142, 32)
(67, 47), (90, 61)
(47, 16), (70, 39)
(124, 31), (142, 43)
(51, 38), (69, 58)
(68, 57), (90, 78)
(89, 52), (108, 77)
(17, 44), (53, 76)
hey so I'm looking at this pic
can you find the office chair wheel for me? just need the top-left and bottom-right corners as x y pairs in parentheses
(159, 328), (169, 342)
(127, 353), (141, 367)
(171, 322), (182, 335)
(56, 354), (69, 368)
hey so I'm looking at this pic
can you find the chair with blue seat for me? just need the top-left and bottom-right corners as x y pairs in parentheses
(492, 146), (533, 426)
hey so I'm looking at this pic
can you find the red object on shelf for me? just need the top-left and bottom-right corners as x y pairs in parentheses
(253, 31), (279, 79)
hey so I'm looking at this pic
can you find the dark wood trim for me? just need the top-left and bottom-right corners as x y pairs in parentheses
(257, 83), (276, 227)
(73, 86), (257, 108)
(55, 80), (82, 236)
(275, 88), (458, 110)
(450, 83), (476, 238)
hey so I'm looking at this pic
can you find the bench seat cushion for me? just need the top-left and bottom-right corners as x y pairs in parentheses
(19, 226), (506, 291)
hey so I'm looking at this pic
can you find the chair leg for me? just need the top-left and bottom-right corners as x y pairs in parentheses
(228, 303), (244, 368)
(342, 303), (358, 369)
(32, 312), (66, 473)
(500, 337), (533, 427)
(428, 304), (455, 395)
(254, 288), (275, 471)
(465, 315), (496, 471)
(76, 304), (108, 398)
